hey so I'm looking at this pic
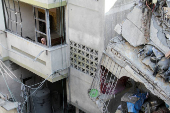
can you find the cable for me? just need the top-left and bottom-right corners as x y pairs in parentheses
(33, 50), (46, 62)
(20, 71), (56, 113)
(0, 67), (16, 102)
(0, 60), (68, 90)
(0, 60), (40, 89)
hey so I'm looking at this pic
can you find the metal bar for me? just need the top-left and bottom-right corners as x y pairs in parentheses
(8, 18), (21, 24)
(17, 0), (22, 36)
(12, 0), (17, 34)
(7, 0), (12, 32)
(63, 6), (65, 44)
(36, 29), (46, 36)
(2, 0), (8, 29)
(33, 7), (38, 43)
(59, 6), (61, 37)
(34, 18), (46, 23)
(6, 7), (20, 14)
(45, 9), (51, 47)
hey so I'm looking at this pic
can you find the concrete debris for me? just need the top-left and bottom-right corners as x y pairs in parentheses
(143, 45), (153, 57)
(152, 47), (164, 61)
(142, 56), (156, 71)
(164, 67), (170, 82)
(127, 7), (143, 31)
(122, 19), (146, 47)
(150, 19), (169, 54)
(153, 57), (170, 76)
(114, 24), (122, 35)
(110, 36), (124, 44)
(165, 33), (170, 39)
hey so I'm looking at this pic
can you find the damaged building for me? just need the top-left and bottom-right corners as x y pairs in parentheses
(0, 0), (170, 113)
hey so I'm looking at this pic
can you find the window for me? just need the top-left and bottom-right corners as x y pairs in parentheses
(2, 0), (66, 47)
(2, 0), (22, 36)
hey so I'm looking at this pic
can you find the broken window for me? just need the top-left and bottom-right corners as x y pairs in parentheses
(2, 0), (66, 47)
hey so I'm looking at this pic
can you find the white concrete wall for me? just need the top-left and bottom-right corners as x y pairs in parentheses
(104, 0), (135, 47)
(66, 0), (105, 112)
(20, 2), (35, 39)
(6, 32), (69, 82)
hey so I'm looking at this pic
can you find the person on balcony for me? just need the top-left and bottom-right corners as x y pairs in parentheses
(41, 38), (46, 45)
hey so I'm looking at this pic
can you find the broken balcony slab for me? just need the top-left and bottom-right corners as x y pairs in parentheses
(142, 56), (156, 71)
(105, 40), (170, 107)
(127, 6), (143, 31)
(150, 18), (170, 54)
(122, 19), (147, 47)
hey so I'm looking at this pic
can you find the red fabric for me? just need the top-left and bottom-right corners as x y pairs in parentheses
(100, 66), (129, 95)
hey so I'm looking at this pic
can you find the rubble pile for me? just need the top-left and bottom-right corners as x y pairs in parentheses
(116, 90), (170, 113)
(114, 0), (170, 83)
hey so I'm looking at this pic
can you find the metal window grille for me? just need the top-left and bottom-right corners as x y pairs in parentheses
(70, 40), (99, 77)
(2, 0), (22, 36)
(88, 54), (121, 113)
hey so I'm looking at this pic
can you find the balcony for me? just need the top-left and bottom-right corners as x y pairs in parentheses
(3, 32), (69, 82)
(0, 1), (69, 82)
(19, 0), (66, 9)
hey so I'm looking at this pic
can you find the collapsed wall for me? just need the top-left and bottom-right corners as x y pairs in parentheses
(89, 0), (170, 112)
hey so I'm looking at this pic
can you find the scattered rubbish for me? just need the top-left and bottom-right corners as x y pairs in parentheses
(153, 57), (170, 76)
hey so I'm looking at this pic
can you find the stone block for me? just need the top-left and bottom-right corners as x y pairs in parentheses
(127, 7), (143, 30)
(114, 24), (122, 35)
(122, 19), (146, 47)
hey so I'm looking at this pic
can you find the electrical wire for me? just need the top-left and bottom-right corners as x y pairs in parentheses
(0, 66), (16, 102)
(0, 60), (41, 89)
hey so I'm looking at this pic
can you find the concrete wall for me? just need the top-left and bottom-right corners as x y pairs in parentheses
(66, 0), (105, 112)
(104, 0), (135, 48)
(20, 2), (35, 40)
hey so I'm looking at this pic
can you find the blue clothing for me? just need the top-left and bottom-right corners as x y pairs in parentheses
(127, 92), (147, 113)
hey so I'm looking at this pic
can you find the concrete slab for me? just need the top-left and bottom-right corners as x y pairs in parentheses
(150, 19), (170, 54)
(114, 24), (122, 35)
(2, 102), (18, 111)
(122, 19), (146, 47)
(127, 7), (143, 31)
(0, 99), (5, 106)
(142, 57), (156, 71)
